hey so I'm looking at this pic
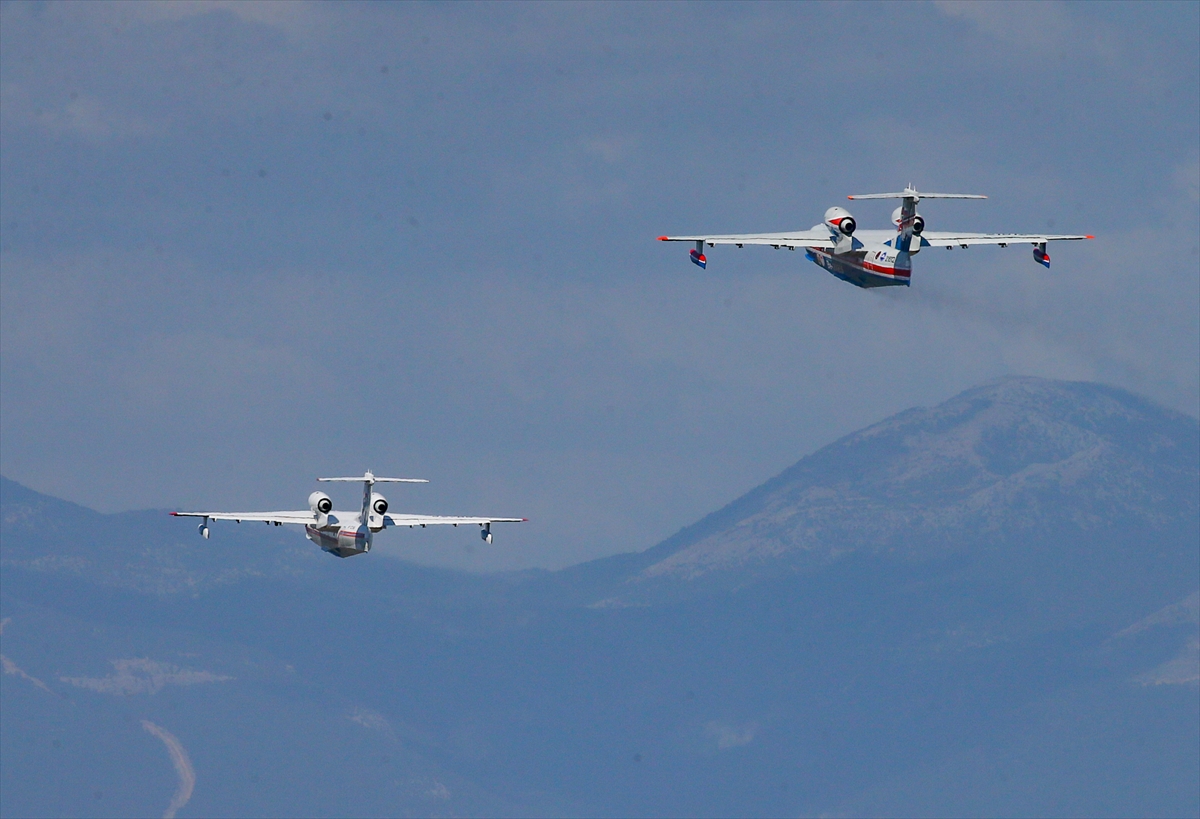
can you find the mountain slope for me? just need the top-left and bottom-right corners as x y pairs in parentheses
(583, 377), (1197, 618)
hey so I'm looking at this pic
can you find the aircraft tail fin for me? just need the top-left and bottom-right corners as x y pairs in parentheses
(318, 472), (429, 524)
(850, 186), (985, 253)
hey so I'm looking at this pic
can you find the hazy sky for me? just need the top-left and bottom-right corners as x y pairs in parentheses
(2, 1), (1197, 571)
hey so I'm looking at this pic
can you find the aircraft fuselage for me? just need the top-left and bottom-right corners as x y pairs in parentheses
(305, 517), (372, 558)
(805, 246), (911, 289)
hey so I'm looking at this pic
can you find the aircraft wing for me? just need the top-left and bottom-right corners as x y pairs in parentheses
(383, 514), (526, 528)
(170, 510), (317, 525)
(920, 232), (1093, 247)
(657, 230), (837, 249)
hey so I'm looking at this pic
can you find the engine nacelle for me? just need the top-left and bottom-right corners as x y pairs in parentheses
(370, 493), (388, 516)
(481, 522), (493, 544)
(890, 206), (924, 234)
(824, 206), (856, 236)
(309, 491), (333, 515)
(364, 492), (390, 532)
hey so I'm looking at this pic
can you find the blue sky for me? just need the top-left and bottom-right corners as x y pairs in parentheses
(2, 1), (1197, 571)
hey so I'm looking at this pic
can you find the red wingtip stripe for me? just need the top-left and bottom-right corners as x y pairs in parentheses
(1085, 235), (1095, 239)
(657, 236), (669, 241)
(169, 511), (179, 516)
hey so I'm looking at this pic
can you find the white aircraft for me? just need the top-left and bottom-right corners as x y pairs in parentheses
(172, 471), (525, 558)
(658, 185), (1093, 288)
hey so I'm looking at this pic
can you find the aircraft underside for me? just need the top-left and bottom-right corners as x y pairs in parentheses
(305, 524), (371, 558)
(805, 248), (911, 289)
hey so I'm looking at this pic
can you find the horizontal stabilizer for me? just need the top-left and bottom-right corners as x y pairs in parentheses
(849, 189), (986, 201)
(319, 473), (428, 484)
(320, 477), (427, 482)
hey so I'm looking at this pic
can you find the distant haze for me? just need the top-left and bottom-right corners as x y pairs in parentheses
(1, 2), (1197, 571)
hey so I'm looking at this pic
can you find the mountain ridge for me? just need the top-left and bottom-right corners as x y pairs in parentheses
(561, 376), (1198, 611)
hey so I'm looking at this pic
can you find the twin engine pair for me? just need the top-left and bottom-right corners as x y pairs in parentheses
(822, 206), (926, 237)
(307, 491), (388, 518)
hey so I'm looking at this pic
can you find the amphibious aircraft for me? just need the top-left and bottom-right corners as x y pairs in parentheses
(657, 185), (1092, 288)
(172, 471), (525, 558)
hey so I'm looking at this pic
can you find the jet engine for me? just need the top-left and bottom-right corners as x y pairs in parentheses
(824, 206), (856, 236)
(890, 206), (924, 234)
(370, 493), (388, 515)
(309, 491), (333, 515)
(364, 492), (390, 533)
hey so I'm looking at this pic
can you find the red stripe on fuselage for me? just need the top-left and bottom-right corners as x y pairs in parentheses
(809, 249), (910, 279)
(858, 259), (909, 277)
